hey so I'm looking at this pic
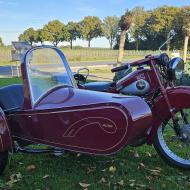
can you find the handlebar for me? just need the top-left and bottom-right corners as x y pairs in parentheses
(111, 63), (129, 73)
(111, 54), (169, 73)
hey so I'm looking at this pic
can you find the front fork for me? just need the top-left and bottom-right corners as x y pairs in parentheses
(150, 60), (182, 135)
(180, 110), (189, 124)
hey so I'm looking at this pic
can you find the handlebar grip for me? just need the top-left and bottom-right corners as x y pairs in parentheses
(111, 64), (129, 73)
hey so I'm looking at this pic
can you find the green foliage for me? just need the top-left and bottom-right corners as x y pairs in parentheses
(179, 6), (190, 35)
(131, 7), (150, 50)
(114, 6), (190, 50)
(66, 21), (81, 49)
(0, 37), (4, 46)
(79, 16), (102, 48)
(35, 29), (44, 44)
(42, 20), (69, 46)
(19, 28), (38, 45)
(102, 16), (119, 49)
(176, 62), (190, 86)
(142, 6), (180, 50)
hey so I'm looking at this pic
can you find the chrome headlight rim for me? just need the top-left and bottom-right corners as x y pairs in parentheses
(168, 57), (184, 80)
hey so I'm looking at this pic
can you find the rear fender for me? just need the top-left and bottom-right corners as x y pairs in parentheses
(0, 108), (13, 151)
(147, 86), (190, 144)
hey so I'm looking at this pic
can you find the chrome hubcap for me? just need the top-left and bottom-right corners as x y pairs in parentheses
(157, 109), (190, 165)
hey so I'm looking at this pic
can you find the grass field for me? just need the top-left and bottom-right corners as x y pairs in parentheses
(0, 46), (171, 66)
(0, 77), (190, 190)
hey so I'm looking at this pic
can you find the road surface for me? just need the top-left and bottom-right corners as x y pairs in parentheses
(0, 61), (118, 77)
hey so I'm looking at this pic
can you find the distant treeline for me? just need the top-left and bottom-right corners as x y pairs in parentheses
(0, 6), (189, 50)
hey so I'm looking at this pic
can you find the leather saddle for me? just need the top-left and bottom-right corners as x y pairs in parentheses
(83, 81), (115, 92)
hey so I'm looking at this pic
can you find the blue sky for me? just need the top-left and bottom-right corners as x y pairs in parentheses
(0, 0), (190, 47)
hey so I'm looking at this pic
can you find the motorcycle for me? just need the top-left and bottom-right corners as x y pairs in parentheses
(0, 44), (189, 175)
(74, 33), (190, 169)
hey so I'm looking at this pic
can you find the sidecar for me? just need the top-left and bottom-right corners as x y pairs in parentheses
(0, 46), (152, 161)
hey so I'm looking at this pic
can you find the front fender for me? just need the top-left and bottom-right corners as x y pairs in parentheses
(147, 86), (190, 144)
(0, 108), (13, 151)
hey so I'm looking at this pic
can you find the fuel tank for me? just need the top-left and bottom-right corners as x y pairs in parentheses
(10, 87), (152, 155)
(116, 68), (157, 96)
(119, 79), (150, 95)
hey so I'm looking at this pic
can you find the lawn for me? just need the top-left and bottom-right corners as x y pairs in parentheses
(0, 77), (190, 190)
(0, 46), (163, 66)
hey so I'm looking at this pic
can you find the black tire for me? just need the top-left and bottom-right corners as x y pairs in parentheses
(0, 151), (8, 174)
(153, 125), (190, 170)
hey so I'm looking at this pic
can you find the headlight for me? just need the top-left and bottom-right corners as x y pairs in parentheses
(168, 57), (184, 80)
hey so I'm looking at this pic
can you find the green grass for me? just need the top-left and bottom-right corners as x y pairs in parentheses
(0, 46), (189, 66)
(0, 77), (190, 190)
(0, 77), (22, 86)
(1, 145), (190, 190)
(0, 46), (165, 66)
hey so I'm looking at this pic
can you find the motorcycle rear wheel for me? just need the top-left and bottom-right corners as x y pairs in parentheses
(0, 151), (8, 174)
(154, 109), (190, 169)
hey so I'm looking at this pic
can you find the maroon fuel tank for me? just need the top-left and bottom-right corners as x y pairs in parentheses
(9, 87), (152, 155)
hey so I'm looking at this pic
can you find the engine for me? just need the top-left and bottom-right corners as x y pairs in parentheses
(119, 79), (150, 96)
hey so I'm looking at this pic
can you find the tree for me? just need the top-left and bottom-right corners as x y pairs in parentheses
(183, 23), (190, 63)
(102, 16), (119, 49)
(181, 7), (190, 63)
(141, 6), (180, 50)
(0, 37), (4, 46)
(131, 7), (149, 50)
(80, 16), (102, 48)
(19, 27), (38, 45)
(117, 10), (133, 63)
(66, 22), (81, 49)
(35, 29), (44, 45)
(42, 20), (69, 46)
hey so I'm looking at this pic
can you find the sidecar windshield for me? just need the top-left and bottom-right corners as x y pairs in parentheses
(25, 46), (76, 105)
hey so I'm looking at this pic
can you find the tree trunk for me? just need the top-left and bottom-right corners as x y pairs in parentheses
(110, 41), (113, 49)
(70, 39), (73, 49)
(117, 30), (126, 63)
(110, 37), (113, 49)
(166, 32), (170, 53)
(88, 40), (91, 48)
(183, 35), (189, 63)
(136, 39), (139, 51)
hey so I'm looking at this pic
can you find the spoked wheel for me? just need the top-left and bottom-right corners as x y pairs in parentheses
(154, 109), (190, 169)
(0, 151), (8, 174)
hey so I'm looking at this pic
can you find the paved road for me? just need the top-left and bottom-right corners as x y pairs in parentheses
(70, 61), (116, 67)
(0, 65), (20, 77)
(0, 61), (118, 77)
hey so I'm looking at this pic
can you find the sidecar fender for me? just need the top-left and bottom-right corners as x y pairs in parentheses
(147, 86), (190, 144)
(0, 108), (13, 152)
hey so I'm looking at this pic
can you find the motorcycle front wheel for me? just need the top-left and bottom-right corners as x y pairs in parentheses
(154, 109), (190, 169)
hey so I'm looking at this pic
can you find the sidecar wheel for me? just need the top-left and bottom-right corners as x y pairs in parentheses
(154, 117), (190, 169)
(0, 151), (8, 174)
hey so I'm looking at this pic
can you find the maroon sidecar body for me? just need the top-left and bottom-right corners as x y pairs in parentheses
(0, 46), (152, 155)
